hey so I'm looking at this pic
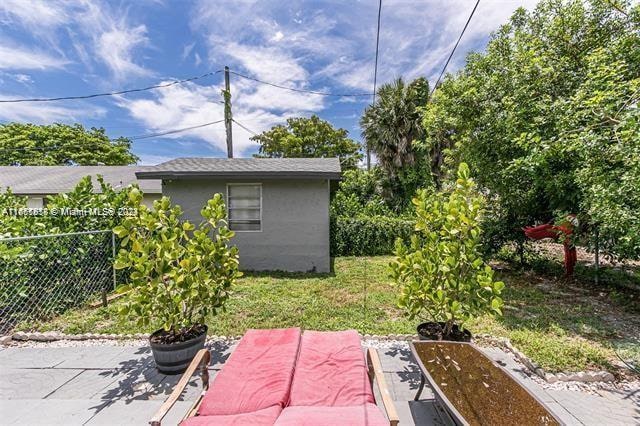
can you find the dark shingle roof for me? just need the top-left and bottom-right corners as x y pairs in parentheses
(135, 157), (342, 180)
(0, 166), (162, 195)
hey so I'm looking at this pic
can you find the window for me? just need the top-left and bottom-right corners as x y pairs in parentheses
(227, 184), (262, 231)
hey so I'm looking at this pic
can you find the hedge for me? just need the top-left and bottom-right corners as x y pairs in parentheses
(330, 215), (415, 256)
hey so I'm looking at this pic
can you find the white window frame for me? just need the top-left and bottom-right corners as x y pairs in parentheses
(226, 183), (263, 232)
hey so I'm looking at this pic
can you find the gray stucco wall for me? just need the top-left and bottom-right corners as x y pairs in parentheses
(162, 178), (331, 273)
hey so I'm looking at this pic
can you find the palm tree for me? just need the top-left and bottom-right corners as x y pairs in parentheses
(360, 77), (429, 177)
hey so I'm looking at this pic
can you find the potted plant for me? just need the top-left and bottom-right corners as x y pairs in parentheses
(113, 191), (241, 374)
(390, 163), (504, 341)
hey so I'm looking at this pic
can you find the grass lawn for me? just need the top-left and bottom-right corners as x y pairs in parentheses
(21, 256), (640, 376)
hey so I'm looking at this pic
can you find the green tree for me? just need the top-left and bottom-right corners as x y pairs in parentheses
(251, 115), (362, 170)
(114, 193), (241, 336)
(360, 77), (432, 210)
(390, 163), (504, 336)
(422, 0), (640, 259)
(0, 123), (138, 165)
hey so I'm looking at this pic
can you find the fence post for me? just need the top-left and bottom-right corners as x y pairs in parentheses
(594, 228), (600, 286)
(111, 231), (117, 291)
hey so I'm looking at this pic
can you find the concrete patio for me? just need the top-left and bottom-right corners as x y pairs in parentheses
(0, 341), (638, 425)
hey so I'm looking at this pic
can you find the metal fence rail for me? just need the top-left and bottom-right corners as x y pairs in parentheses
(0, 230), (115, 334)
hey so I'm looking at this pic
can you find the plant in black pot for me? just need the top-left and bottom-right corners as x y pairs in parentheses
(390, 163), (504, 342)
(113, 191), (241, 374)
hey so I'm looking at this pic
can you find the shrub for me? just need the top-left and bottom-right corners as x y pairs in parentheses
(331, 215), (415, 256)
(389, 163), (504, 336)
(114, 193), (241, 338)
(0, 179), (141, 330)
(330, 168), (391, 218)
(1, 175), (140, 237)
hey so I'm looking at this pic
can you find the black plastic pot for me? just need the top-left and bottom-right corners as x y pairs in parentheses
(149, 325), (207, 375)
(417, 321), (472, 342)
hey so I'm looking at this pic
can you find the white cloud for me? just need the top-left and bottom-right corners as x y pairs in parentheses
(0, 0), (67, 29)
(0, 42), (68, 71)
(71, 1), (152, 82)
(117, 77), (325, 156)
(0, 95), (106, 123)
(117, 0), (533, 158)
(1, 0), (151, 81)
(190, 0), (538, 98)
(14, 74), (32, 84)
(220, 42), (308, 84)
(96, 24), (151, 80)
(182, 42), (196, 61)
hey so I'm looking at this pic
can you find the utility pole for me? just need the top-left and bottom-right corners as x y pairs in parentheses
(223, 66), (233, 158)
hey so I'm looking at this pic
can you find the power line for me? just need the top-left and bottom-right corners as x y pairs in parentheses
(0, 120), (226, 154)
(128, 120), (225, 140)
(372, 0), (382, 104)
(232, 118), (259, 136)
(228, 70), (373, 98)
(430, 0), (480, 97)
(0, 70), (224, 103)
(368, 0), (383, 171)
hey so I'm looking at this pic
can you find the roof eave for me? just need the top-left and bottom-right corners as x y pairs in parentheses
(135, 171), (342, 180)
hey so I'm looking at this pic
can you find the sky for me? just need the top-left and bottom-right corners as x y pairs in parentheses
(0, 0), (539, 165)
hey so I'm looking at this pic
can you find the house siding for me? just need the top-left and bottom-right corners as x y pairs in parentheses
(162, 178), (331, 273)
(18, 193), (161, 210)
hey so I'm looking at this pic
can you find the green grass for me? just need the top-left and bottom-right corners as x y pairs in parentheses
(20, 256), (640, 375)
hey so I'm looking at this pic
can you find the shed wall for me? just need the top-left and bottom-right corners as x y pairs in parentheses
(162, 178), (330, 273)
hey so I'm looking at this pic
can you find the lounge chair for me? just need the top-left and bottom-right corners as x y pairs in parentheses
(150, 328), (398, 426)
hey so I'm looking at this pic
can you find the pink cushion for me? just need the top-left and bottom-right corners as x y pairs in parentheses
(289, 330), (375, 407)
(181, 405), (282, 426)
(197, 328), (301, 416)
(274, 404), (388, 426)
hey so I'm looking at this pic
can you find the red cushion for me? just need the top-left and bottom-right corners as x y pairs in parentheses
(289, 330), (375, 407)
(274, 403), (388, 426)
(181, 405), (282, 426)
(197, 328), (301, 416)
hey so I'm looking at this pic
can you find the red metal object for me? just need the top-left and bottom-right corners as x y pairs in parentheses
(523, 217), (577, 277)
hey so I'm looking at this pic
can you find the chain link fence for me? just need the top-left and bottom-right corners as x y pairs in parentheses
(0, 230), (116, 334)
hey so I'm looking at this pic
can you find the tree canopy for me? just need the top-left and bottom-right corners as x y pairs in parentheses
(422, 0), (640, 259)
(251, 115), (362, 170)
(0, 123), (138, 166)
(361, 77), (429, 175)
(360, 77), (432, 210)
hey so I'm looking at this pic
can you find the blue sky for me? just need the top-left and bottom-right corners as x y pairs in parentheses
(0, 0), (537, 165)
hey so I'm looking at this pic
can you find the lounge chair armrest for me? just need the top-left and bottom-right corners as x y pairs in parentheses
(367, 347), (400, 426)
(149, 349), (211, 426)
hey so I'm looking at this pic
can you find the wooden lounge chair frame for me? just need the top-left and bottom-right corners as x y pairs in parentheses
(150, 347), (399, 426)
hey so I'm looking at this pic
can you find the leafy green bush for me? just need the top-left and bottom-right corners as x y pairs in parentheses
(0, 177), (142, 331)
(330, 168), (416, 256)
(1, 175), (139, 237)
(390, 163), (504, 336)
(421, 0), (640, 260)
(330, 168), (391, 218)
(331, 214), (415, 256)
(114, 193), (241, 336)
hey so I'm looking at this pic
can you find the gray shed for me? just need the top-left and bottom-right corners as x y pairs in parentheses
(136, 158), (341, 273)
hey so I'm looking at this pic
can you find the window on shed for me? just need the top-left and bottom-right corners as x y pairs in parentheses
(227, 184), (261, 231)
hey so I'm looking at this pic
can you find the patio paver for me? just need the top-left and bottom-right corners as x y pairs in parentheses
(0, 341), (637, 425)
